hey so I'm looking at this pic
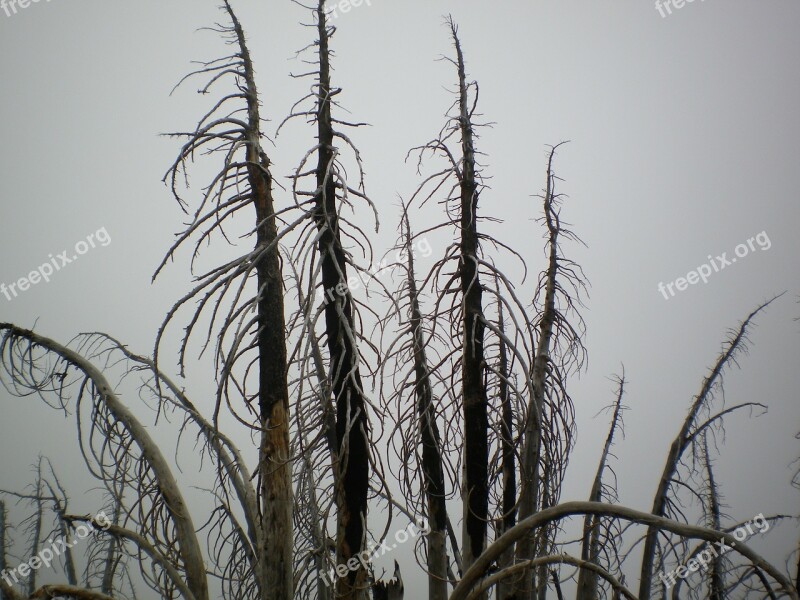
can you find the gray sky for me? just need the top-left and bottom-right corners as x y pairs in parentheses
(1, 0), (798, 597)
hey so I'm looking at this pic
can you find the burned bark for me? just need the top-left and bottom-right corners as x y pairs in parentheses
(446, 19), (490, 580)
(401, 209), (450, 600)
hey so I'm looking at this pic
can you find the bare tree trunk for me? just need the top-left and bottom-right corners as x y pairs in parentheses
(703, 434), (725, 600)
(401, 210), (449, 600)
(514, 147), (563, 600)
(638, 300), (773, 599)
(220, 5), (293, 599)
(100, 497), (122, 595)
(496, 280), (517, 600)
(214, 0), (294, 600)
(448, 21), (489, 585)
(313, 4), (370, 597)
(550, 569), (564, 600)
(50, 493), (78, 586)
(576, 374), (625, 600)
(27, 463), (44, 596)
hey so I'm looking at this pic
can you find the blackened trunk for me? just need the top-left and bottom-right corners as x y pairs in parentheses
(450, 24), (489, 583)
(404, 214), (449, 600)
(225, 5), (293, 598)
(315, 5), (369, 598)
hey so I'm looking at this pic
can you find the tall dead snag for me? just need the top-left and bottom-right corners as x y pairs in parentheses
(156, 1), (299, 596)
(401, 20), (577, 600)
(315, 8), (370, 594)
(282, 2), (375, 596)
(638, 297), (776, 599)
(494, 283), (517, 600)
(449, 19), (490, 579)
(228, 4), (293, 598)
(576, 373), (626, 600)
(513, 143), (584, 600)
(410, 233), (450, 600)
(380, 205), (451, 600)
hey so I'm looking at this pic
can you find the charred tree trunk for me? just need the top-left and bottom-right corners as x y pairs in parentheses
(402, 211), (450, 600)
(496, 282), (517, 600)
(314, 4), (370, 597)
(223, 4), (293, 599)
(449, 22), (489, 584)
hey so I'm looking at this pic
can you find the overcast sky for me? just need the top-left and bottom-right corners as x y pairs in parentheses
(1, 0), (798, 597)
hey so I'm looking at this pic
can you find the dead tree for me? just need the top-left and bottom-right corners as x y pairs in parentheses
(311, 5), (370, 596)
(277, 1), (380, 597)
(637, 298), (776, 599)
(449, 502), (798, 600)
(379, 203), (453, 600)
(1, 5), (798, 600)
(371, 561), (404, 600)
(575, 373), (627, 600)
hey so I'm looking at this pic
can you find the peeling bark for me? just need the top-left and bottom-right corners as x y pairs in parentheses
(222, 4), (294, 598)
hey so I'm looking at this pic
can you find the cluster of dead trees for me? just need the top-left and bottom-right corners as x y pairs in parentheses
(1, 1), (798, 599)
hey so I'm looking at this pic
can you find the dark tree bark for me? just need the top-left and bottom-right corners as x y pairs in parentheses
(449, 20), (489, 581)
(496, 278), (517, 600)
(401, 210), (450, 600)
(312, 4), (371, 597)
(224, 4), (293, 599)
